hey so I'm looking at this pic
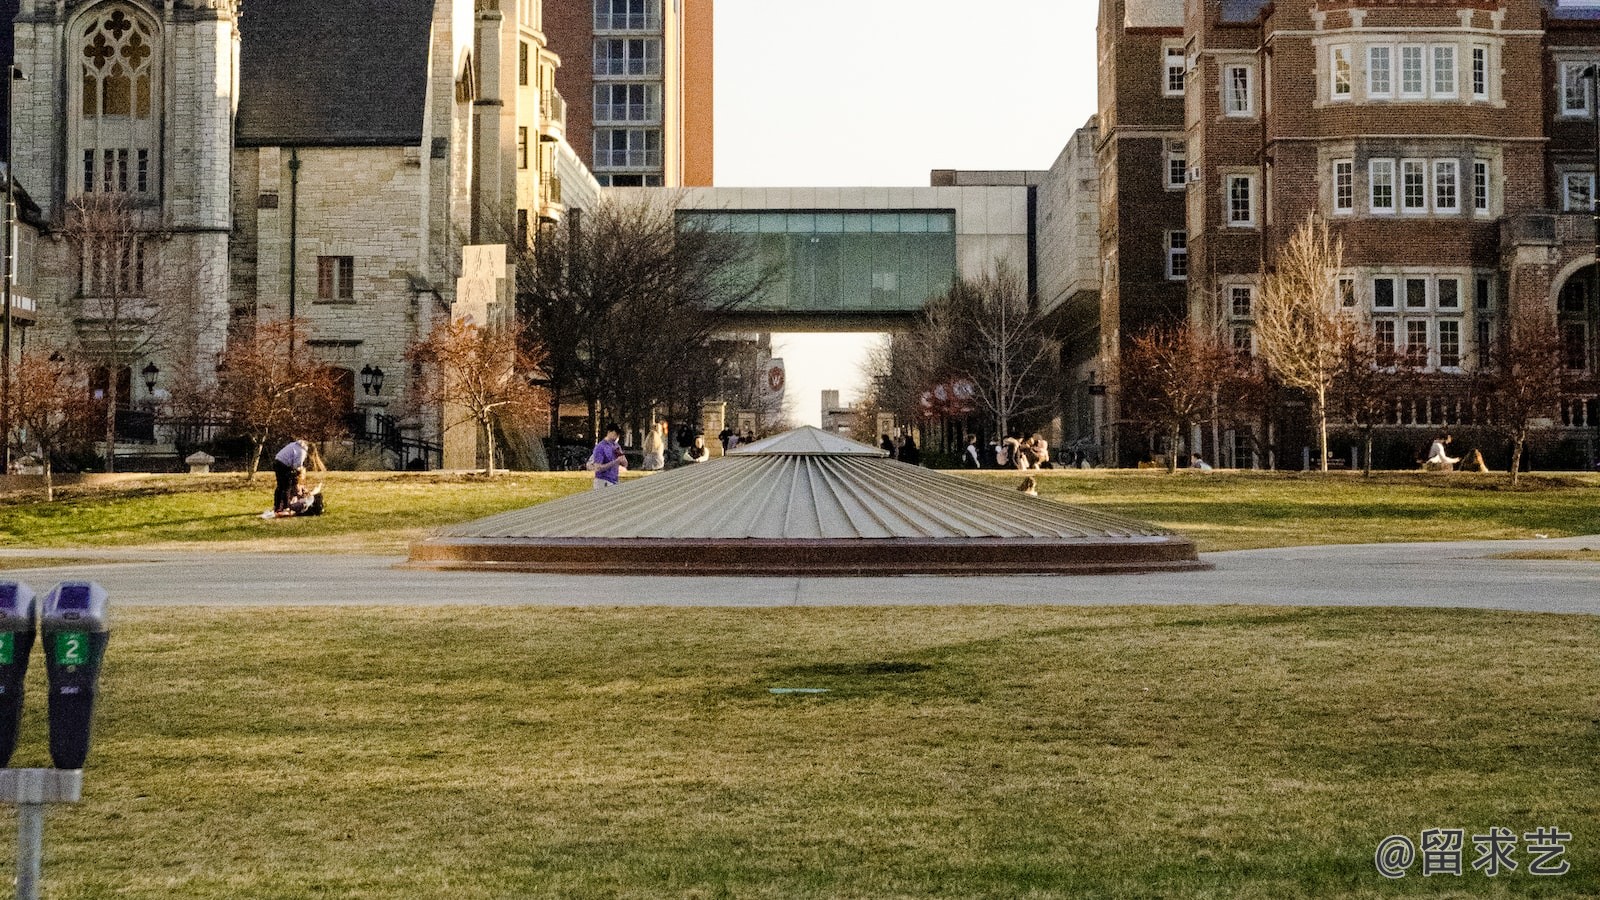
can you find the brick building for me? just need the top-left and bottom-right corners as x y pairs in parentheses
(1082, 0), (1600, 467)
(544, 0), (714, 187)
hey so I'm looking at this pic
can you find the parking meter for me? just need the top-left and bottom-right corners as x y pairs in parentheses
(40, 582), (109, 770)
(0, 582), (38, 767)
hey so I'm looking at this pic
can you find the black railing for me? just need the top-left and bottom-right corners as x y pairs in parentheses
(357, 413), (442, 470)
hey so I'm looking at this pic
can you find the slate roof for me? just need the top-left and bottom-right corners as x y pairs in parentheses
(236, 0), (435, 147)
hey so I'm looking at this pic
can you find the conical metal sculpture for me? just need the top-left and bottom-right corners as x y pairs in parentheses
(409, 427), (1207, 575)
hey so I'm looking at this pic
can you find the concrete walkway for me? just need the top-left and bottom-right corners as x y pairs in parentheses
(0, 536), (1597, 614)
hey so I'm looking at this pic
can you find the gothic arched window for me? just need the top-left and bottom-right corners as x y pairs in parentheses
(73, 5), (160, 197)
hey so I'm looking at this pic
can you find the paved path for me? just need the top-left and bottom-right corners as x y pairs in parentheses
(1, 537), (1597, 613)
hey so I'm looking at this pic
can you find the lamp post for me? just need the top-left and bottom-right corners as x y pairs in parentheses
(2, 65), (25, 475)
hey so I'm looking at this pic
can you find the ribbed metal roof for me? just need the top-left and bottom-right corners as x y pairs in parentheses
(410, 428), (1204, 575)
(438, 453), (1167, 542)
(730, 427), (887, 457)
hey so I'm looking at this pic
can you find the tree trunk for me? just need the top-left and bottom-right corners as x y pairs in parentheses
(1167, 424), (1180, 474)
(1509, 437), (1524, 486)
(245, 439), (265, 481)
(1315, 389), (1329, 473)
(1362, 428), (1374, 478)
(103, 396), (117, 474)
(482, 417), (497, 477)
(43, 458), (54, 503)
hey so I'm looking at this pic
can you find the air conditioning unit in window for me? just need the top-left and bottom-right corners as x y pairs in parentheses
(1187, 166), (1203, 184)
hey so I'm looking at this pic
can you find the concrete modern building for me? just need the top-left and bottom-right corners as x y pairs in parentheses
(1081, 0), (1600, 467)
(544, 0), (714, 187)
(633, 183), (1034, 331)
(9, 0), (597, 468)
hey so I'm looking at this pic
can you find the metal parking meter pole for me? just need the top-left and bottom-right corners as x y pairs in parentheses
(0, 768), (81, 900)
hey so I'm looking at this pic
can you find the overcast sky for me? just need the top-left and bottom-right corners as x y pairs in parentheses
(712, 1), (1102, 426)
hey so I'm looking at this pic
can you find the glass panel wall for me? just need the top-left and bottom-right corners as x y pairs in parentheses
(680, 210), (958, 313)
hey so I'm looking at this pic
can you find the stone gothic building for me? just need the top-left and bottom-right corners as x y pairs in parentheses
(10, 0), (594, 464)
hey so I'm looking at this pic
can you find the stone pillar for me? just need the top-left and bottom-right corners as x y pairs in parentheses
(701, 401), (725, 457)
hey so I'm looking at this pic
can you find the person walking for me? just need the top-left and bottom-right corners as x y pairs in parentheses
(642, 421), (666, 471)
(962, 434), (983, 469)
(897, 434), (921, 466)
(271, 438), (310, 516)
(588, 424), (626, 489)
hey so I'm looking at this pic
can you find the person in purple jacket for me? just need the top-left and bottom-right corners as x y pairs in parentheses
(589, 423), (626, 489)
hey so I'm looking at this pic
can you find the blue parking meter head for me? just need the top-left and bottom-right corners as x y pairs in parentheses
(41, 582), (109, 635)
(0, 582), (38, 634)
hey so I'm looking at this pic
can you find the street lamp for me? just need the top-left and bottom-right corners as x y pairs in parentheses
(360, 364), (385, 396)
(141, 362), (159, 394)
(2, 65), (26, 474)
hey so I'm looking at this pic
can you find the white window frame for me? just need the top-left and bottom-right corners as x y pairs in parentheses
(1333, 159), (1354, 214)
(1562, 171), (1595, 212)
(1164, 45), (1187, 97)
(1561, 61), (1593, 117)
(1331, 45), (1352, 100)
(1400, 45), (1426, 98)
(1437, 276), (1461, 310)
(1370, 159), (1396, 214)
(1438, 318), (1463, 369)
(1401, 159), (1428, 213)
(1472, 160), (1491, 215)
(1404, 319), (1432, 366)
(1471, 45), (1489, 100)
(1430, 44), (1458, 99)
(1226, 173), (1256, 227)
(1405, 277), (1430, 310)
(1223, 64), (1255, 117)
(1375, 318), (1398, 355)
(1228, 284), (1255, 320)
(1368, 46), (1393, 98)
(1433, 160), (1460, 214)
(1166, 230), (1188, 281)
(1166, 140), (1187, 191)
(1373, 275), (1398, 310)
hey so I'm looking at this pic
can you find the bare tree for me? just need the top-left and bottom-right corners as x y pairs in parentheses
(1257, 214), (1353, 473)
(405, 317), (547, 476)
(917, 263), (1058, 440)
(215, 320), (346, 479)
(1117, 322), (1259, 473)
(7, 350), (97, 501)
(520, 194), (775, 440)
(1481, 307), (1568, 485)
(57, 192), (192, 472)
(1331, 328), (1413, 477)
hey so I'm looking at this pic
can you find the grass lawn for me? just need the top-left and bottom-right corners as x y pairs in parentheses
(3, 469), (1596, 554)
(8, 605), (1595, 899)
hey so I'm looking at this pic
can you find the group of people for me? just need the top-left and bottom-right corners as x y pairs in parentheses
(881, 433), (921, 465)
(1425, 433), (1488, 473)
(591, 421), (720, 489)
(265, 439), (325, 518)
(955, 433), (1059, 470)
(718, 426), (759, 454)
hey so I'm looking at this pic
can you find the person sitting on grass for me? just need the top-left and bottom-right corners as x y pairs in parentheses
(1017, 476), (1039, 497)
(1425, 433), (1461, 472)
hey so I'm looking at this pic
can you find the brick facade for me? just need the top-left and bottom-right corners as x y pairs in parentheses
(1084, 0), (1600, 466)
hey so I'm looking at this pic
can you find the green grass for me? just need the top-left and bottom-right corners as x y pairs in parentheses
(1, 469), (1596, 554)
(0, 471), (597, 554)
(10, 605), (1598, 899)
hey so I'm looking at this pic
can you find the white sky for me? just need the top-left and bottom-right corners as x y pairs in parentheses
(714, 1), (1102, 426)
